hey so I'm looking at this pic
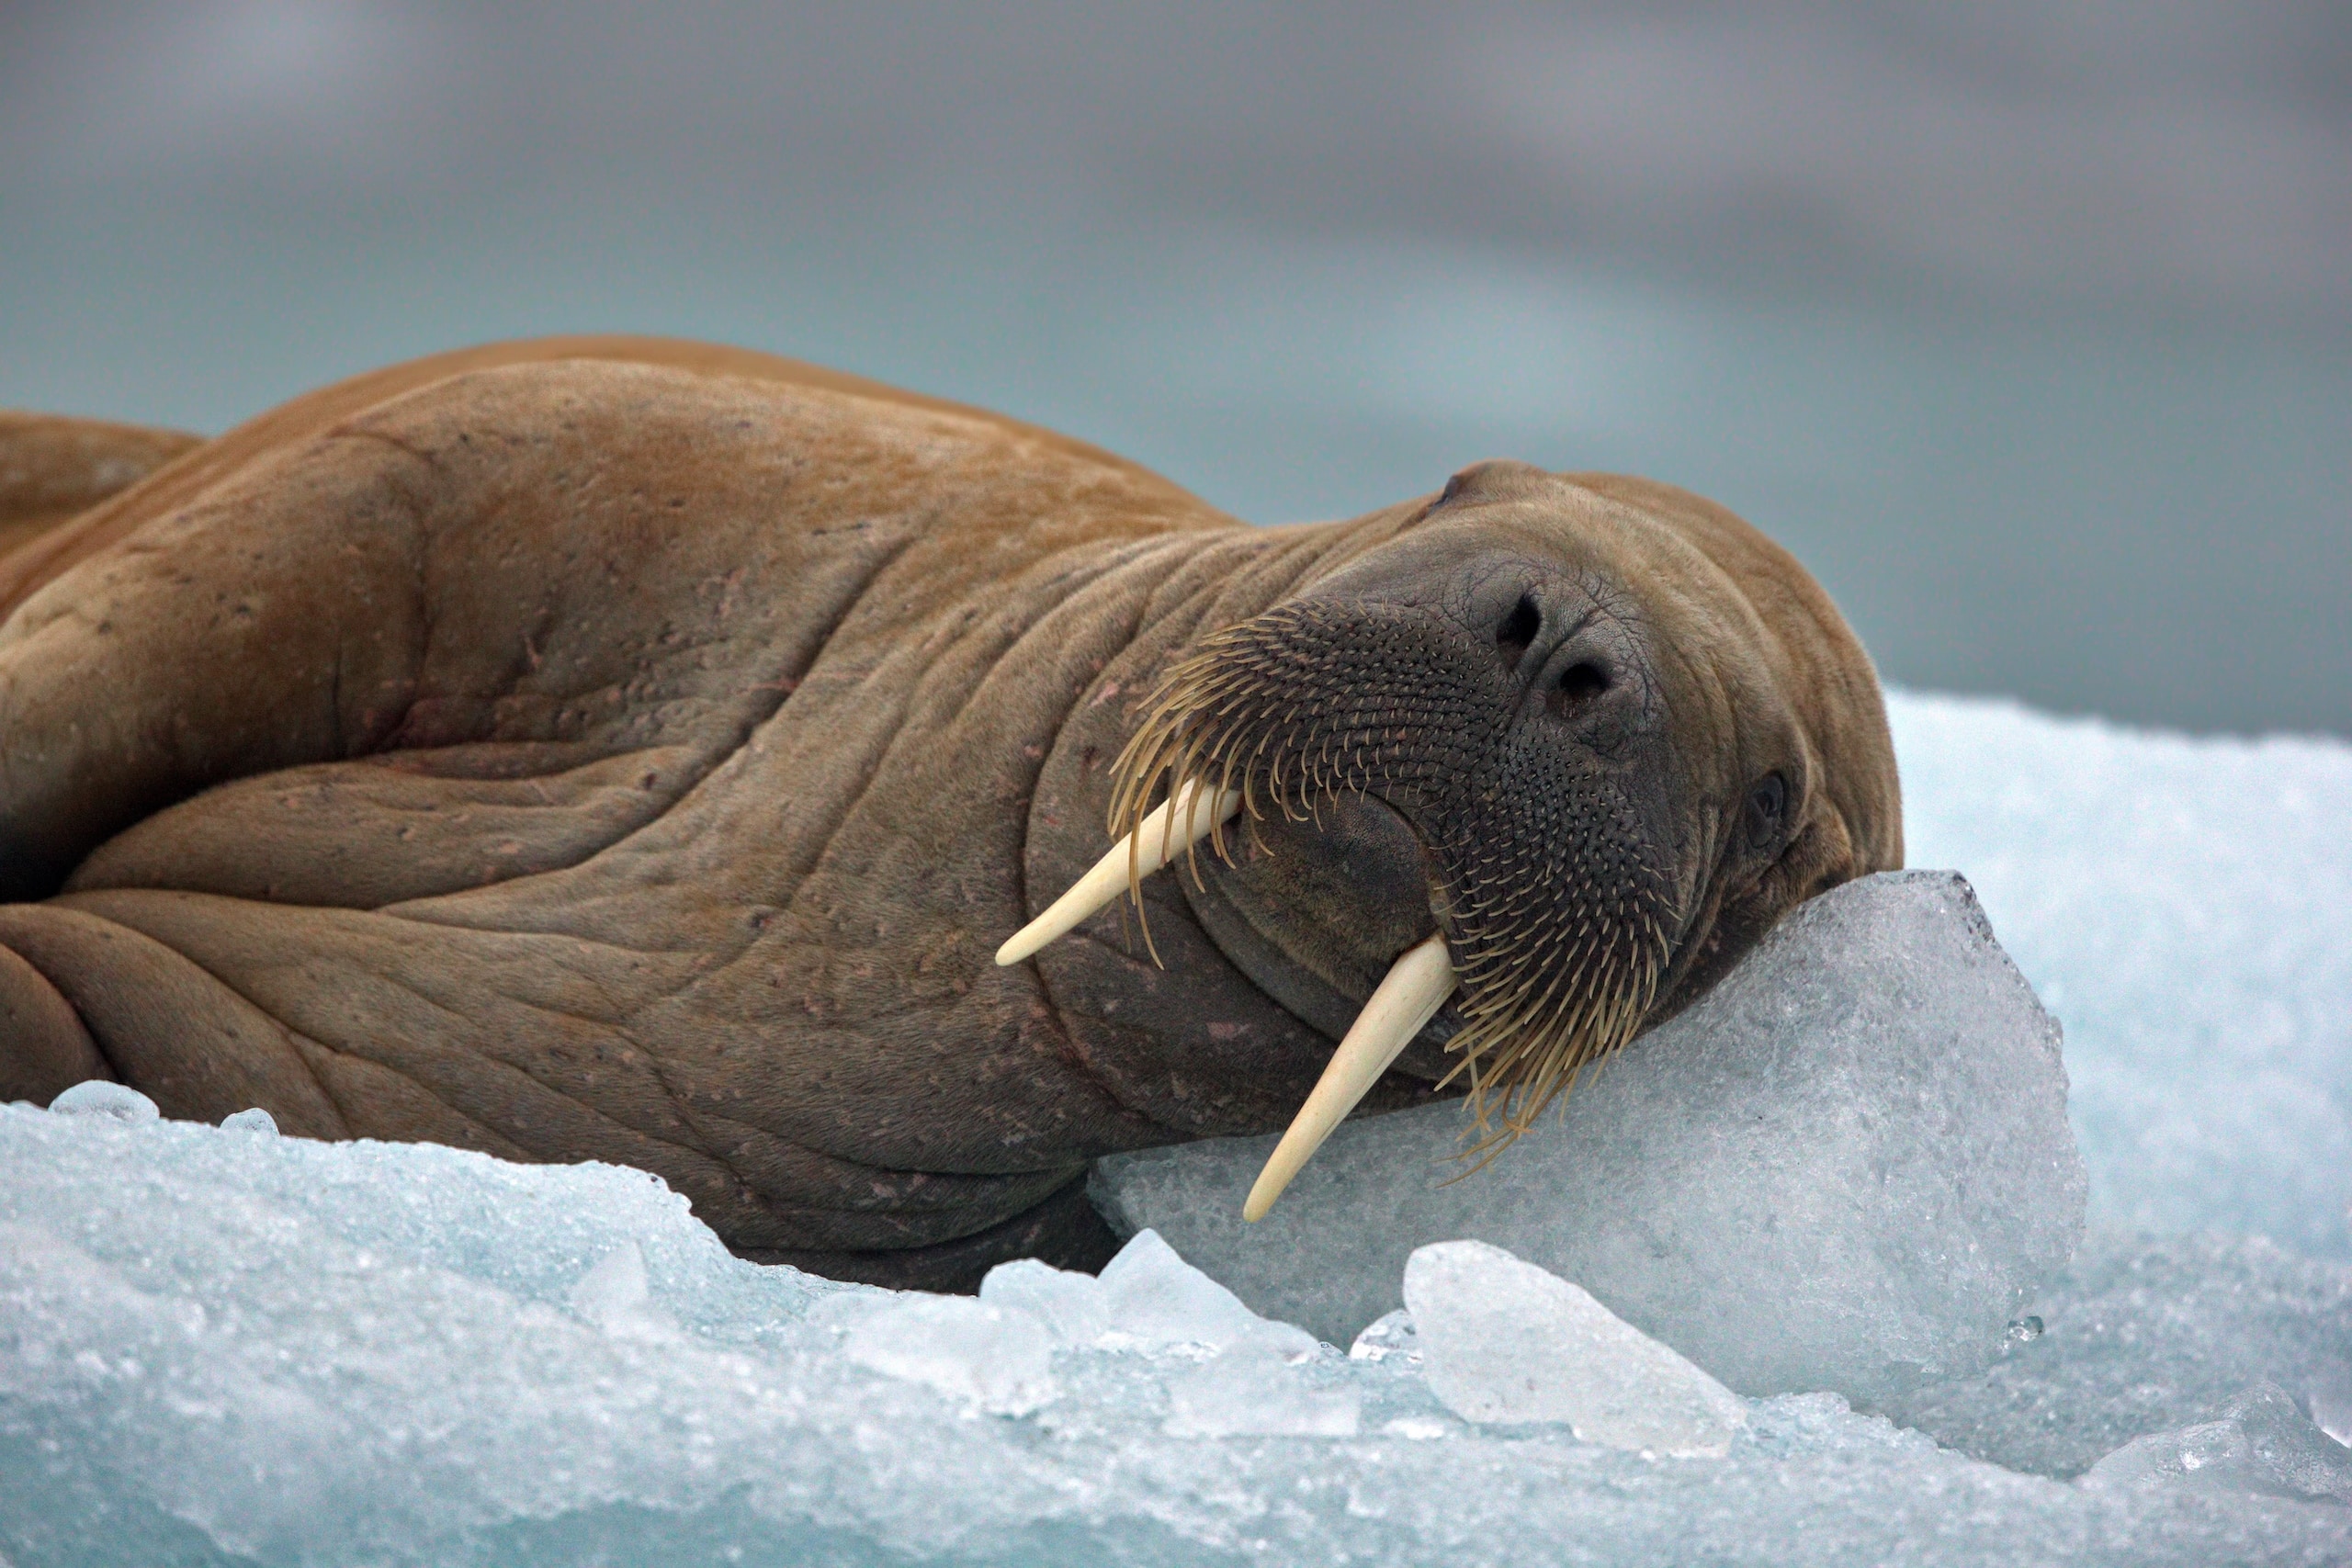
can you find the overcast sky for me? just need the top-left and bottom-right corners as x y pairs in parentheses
(3, 2), (2346, 733)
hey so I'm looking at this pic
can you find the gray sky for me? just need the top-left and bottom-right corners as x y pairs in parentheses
(4, 1), (2346, 734)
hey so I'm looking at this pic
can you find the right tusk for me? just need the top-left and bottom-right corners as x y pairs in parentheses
(994, 781), (1244, 966)
(1243, 931), (1456, 1222)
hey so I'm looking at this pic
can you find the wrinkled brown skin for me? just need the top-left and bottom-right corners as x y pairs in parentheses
(0, 337), (1902, 1290)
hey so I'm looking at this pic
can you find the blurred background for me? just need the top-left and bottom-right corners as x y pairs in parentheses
(3, 1), (2345, 736)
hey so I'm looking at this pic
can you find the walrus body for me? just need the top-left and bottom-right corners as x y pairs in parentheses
(0, 338), (1901, 1288)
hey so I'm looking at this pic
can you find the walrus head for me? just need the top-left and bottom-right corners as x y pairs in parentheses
(1003, 459), (1902, 1213)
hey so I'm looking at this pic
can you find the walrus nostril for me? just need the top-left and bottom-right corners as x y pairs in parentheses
(1552, 660), (1611, 714)
(1496, 594), (1541, 670)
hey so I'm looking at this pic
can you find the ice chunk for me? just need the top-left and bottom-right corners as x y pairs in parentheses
(841, 1295), (1058, 1416)
(978, 1257), (1111, 1346)
(567, 1242), (679, 1341)
(1093, 871), (2086, 1402)
(1348, 1309), (1422, 1367)
(1883, 1228), (2352, 1477)
(45, 1079), (159, 1122)
(2080, 1382), (2352, 1506)
(1403, 1241), (1747, 1457)
(1094, 1228), (1314, 1354)
(218, 1106), (279, 1134)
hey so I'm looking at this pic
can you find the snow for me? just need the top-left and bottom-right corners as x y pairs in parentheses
(2, 690), (2349, 1565)
(1092, 870), (2086, 1401)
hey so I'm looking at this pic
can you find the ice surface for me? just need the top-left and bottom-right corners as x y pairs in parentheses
(1160, 1339), (1362, 1438)
(4, 694), (2350, 1565)
(975, 1229), (1314, 1356)
(5, 1097), (2349, 1565)
(565, 1242), (681, 1342)
(1091, 1227), (1314, 1353)
(1093, 870), (2086, 1402)
(1889, 693), (2352, 1258)
(1403, 1241), (1748, 1457)
(1880, 1227), (2352, 1477)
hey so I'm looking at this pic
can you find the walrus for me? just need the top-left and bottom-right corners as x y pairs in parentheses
(0, 337), (1901, 1289)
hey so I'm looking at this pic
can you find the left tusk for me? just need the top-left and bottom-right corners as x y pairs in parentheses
(1243, 931), (1456, 1221)
(994, 781), (1243, 966)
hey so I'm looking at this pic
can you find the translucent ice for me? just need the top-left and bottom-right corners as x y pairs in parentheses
(219, 1106), (280, 1135)
(840, 1294), (1058, 1416)
(1093, 870), (2086, 1402)
(1092, 1227), (1313, 1354)
(1348, 1308), (1423, 1367)
(979, 1234), (1349, 1436)
(3, 694), (2350, 1566)
(1404, 1241), (1748, 1457)
(976, 1257), (1111, 1345)
(2080, 1382), (2352, 1506)
(567, 1242), (681, 1342)
(1161, 1340), (1360, 1438)
(973, 1228), (1315, 1355)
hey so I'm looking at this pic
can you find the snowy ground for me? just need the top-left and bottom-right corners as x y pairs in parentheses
(3, 690), (2348, 1566)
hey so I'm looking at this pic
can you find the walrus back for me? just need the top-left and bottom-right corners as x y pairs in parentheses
(0, 346), (1251, 1284)
(0, 351), (1230, 900)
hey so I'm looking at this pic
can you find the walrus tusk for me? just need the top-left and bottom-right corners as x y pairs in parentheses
(994, 781), (1244, 966)
(1243, 931), (1456, 1221)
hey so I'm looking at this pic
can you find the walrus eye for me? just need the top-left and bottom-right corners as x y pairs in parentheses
(1495, 594), (1541, 670)
(1745, 773), (1788, 848)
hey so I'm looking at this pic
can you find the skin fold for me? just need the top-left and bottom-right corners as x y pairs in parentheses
(0, 337), (1902, 1290)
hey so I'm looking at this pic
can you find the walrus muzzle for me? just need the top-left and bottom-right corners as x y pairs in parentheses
(1003, 558), (1686, 1216)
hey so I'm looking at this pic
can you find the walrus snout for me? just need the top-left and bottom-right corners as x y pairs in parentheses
(1003, 523), (1703, 1215)
(1464, 570), (1659, 752)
